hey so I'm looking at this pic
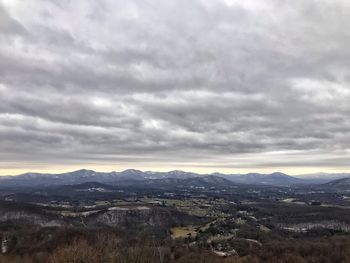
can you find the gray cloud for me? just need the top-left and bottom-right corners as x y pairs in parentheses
(0, 0), (350, 173)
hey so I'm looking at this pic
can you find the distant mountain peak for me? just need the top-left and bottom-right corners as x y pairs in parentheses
(70, 169), (96, 174)
(120, 169), (143, 174)
(269, 172), (291, 177)
(168, 170), (187, 174)
(168, 170), (197, 176)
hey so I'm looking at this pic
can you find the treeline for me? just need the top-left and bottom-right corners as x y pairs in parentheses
(1, 227), (350, 263)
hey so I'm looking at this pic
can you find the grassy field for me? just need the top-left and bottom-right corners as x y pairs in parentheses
(171, 225), (197, 239)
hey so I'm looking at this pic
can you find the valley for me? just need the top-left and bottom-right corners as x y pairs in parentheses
(1, 170), (350, 262)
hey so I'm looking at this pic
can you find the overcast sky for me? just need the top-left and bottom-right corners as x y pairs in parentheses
(0, 0), (350, 175)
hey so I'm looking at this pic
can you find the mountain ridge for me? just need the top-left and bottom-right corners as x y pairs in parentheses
(1, 169), (349, 187)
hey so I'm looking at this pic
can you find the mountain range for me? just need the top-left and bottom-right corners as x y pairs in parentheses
(1, 169), (349, 188)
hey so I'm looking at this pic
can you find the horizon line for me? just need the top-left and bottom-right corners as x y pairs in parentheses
(1, 168), (349, 177)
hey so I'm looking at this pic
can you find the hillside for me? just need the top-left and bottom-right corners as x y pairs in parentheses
(323, 177), (350, 189)
(220, 172), (306, 185)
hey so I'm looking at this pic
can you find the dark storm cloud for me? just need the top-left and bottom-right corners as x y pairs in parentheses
(0, 0), (350, 170)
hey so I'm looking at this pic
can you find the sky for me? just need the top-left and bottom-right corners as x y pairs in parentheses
(0, 0), (350, 175)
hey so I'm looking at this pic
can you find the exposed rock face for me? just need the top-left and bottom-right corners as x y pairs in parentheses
(0, 211), (62, 227)
(89, 206), (207, 228)
(279, 220), (350, 232)
(95, 206), (154, 226)
(0, 200), (207, 230)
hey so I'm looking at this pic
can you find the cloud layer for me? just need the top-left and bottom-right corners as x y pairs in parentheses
(1, 0), (350, 173)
